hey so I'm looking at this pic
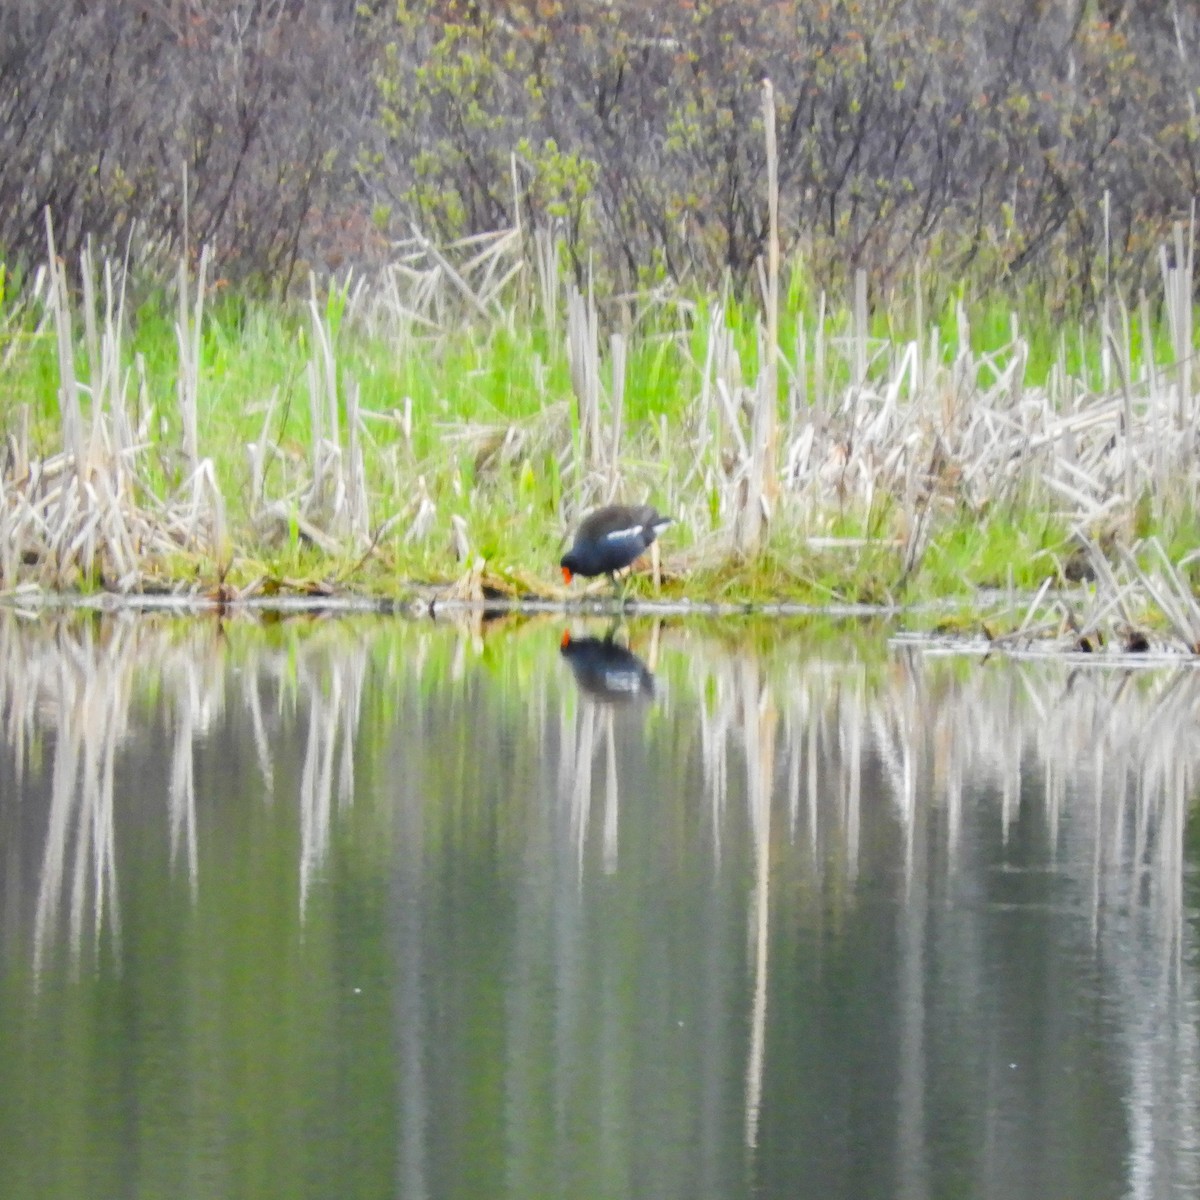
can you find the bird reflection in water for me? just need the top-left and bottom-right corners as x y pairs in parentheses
(558, 626), (657, 876)
(559, 629), (655, 704)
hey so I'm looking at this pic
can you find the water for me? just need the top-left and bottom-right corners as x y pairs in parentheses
(0, 610), (1197, 1200)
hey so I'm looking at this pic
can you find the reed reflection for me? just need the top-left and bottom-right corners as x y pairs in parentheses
(0, 610), (1197, 1198)
(1, 612), (1196, 986)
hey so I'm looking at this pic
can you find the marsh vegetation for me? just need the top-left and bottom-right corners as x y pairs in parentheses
(5, 214), (1200, 652)
(3, 2), (1200, 643)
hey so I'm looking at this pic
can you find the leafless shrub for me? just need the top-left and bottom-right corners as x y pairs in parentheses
(0, 0), (374, 289)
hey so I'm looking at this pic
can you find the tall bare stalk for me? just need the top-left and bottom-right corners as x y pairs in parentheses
(44, 212), (85, 478)
(175, 244), (210, 472)
(607, 332), (626, 502)
(736, 79), (780, 557)
(566, 279), (603, 481)
(1160, 216), (1194, 429)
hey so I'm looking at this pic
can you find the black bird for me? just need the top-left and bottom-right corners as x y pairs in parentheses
(560, 504), (672, 586)
(559, 631), (655, 704)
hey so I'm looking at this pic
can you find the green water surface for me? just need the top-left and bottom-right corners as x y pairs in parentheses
(0, 612), (1196, 1200)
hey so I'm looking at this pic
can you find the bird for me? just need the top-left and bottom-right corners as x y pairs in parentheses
(560, 504), (672, 587)
(559, 630), (655, 704)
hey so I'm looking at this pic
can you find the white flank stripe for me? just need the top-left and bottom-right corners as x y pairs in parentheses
(602, 525), (641, 542)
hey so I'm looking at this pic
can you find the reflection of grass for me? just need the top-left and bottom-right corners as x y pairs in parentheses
(6, 605), (1198, 984)
(4, 228), (1200, 625)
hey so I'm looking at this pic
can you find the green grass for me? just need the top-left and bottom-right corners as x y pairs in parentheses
(919, 512), (1072, 594)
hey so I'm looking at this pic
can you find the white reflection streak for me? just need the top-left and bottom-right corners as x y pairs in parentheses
(896, 829), (929, 1200)
(570, 704), (597, 882)
(1044, 723), (1062, 857)
(1000, 751), (1019, 845)
(339, 650), (366, 810)
(1165, 759), (1185, 985)
(842, 692), (861, 886)
(785, 706), (802, 842)
(299, 671), (338, 917)
(743, 666), (774, 1151)
(242, 664), (275, 794)
(290, 645), (371, 917)
(169, 681), (198, 898)
(1091, 739), (1104, 946)
(698, 665), (732, 868)
(806, 708), (818, 864)
(1, 618), (34, 782)
(602, 711), (618, 875)
(32, 630), (129, 980)
(1120, 779), (1198, 1200)
(37, 701), (79, 976)
(95, 707), (120, 948)
(902, 709), (917, 898)
(939, 709), (962, 877)
(557, 700), (576, 801)
(67, 735), (92, 967)
(873, 703), (917, 896)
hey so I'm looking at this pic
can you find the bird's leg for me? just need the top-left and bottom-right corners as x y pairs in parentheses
(611, 570), (632, 611)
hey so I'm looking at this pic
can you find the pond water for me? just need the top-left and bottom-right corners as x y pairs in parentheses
(0, 609), (1197, 1200)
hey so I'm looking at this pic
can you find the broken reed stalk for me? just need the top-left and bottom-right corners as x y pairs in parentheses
(1120, 539), (1200, 650)
(410, 222), (492, 321)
